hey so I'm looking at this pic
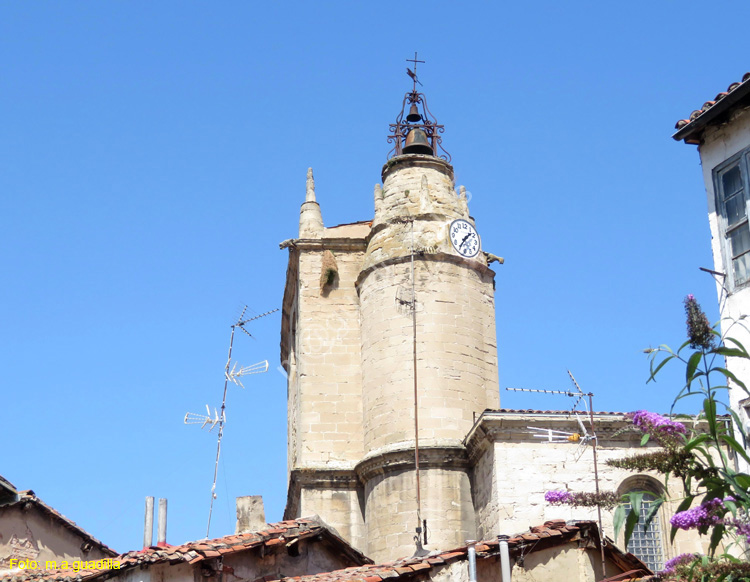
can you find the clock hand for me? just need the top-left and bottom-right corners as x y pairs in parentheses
(460, 233), (478, 250)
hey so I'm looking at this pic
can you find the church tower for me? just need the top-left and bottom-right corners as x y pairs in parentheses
(280, 70), (500, 562)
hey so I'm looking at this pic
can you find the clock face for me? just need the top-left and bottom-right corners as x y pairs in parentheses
(449, 219), (480, 258)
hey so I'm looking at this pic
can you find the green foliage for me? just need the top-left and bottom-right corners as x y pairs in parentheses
(635, 298), (750, 580)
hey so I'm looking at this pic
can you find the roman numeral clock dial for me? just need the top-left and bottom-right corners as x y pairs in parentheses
(449, 219), (480, 258)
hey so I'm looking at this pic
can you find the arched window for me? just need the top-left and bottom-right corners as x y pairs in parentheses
(618, 477), (665, 572)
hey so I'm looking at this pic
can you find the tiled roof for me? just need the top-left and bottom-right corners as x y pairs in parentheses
(673, 72), (750, 142)
(1, 520), (650, 582)
(487, 408), (628, 416)
(0, 518), (370, 582)
(0, 475), (17, 494)
(0, 492), (116, 557)
(112, 517), (369, 570)
(274, 520), (650, 582)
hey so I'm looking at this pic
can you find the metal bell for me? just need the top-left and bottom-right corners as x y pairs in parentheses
(406, 103), (421, 122)
(402, 128), (433, 155)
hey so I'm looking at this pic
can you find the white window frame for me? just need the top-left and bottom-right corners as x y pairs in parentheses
(714, 149), (750, 292)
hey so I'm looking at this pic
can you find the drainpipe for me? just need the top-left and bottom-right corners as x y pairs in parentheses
(143, 497), (154, 549)
(157, 498), (168, 547)
(498, 535), (511, 582)
(466, 541), (477, 582)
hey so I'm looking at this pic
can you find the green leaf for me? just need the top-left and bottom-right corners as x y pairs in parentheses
(648, 354), (675, 383)
(630, 491), (643, 517)
(687, 351), (702, 386)
(640, 433), (650, 446)
(709, 523), (725, 556)
(613, 504), (626, 541)
(724, 336), (750, 358)
(735, 473), (750, 489)
(714, 366), (749, 394)
(727, 408), (749, 442)
(715, 347), (747, 358)
(704, 398), (718, 437)
(624, 505), (639, 547)
(720, 434), (750, 465)
(685, 433), (712, 452)
(643, 497), (663, 530)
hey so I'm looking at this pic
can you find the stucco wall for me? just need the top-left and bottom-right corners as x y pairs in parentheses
(0, 504), (110, 568)
(429, 546), (623, 582)
(698, 108), (750, 472)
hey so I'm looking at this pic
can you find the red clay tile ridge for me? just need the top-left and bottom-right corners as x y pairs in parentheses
(266, 520), (651, 582)
(673, 72), (750, 143)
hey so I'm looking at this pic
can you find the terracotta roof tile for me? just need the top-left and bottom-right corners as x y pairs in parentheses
(674, 72), (750, 137)
(0, 519), (651, 582)
(409, 564), (431, 572)
(488, 408), (628, 416)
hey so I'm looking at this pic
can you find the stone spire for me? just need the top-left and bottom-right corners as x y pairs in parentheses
(373, 184), (383, 221)
(458, 185), (469, 218)
(299, 167), (324, 238)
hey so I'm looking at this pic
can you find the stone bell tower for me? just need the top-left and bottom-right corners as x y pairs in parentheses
(280, 72), (500, 563)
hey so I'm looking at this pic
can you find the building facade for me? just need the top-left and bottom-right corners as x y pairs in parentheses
(673, 72), (750, 463)
(280, 82), (712, 567)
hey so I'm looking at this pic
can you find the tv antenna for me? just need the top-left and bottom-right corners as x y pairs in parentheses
(506, 370), (606, 578)
(184, 305), (278, 538)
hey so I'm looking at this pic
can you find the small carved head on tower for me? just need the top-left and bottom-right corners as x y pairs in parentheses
(387, 53), (451, 162)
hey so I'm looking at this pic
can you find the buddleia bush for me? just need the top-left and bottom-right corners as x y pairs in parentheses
(544, 296), (750, 581)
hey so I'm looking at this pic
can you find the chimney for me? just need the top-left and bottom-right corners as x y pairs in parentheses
(157, 498), (168, 547)
(235, 496), (265, 534)
(143, 497), (154, 549)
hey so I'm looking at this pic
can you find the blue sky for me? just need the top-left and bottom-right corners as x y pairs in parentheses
(2, 0), (749, 556)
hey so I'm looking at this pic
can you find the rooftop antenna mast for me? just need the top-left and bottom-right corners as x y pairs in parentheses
(184, 305), (278, 538)
(394, 215), (427, 555)
(506, 370), (606, 578)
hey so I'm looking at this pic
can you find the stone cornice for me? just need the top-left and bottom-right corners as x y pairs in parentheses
(381, 154), (454, 182)
(355, 445), (469, 482)
(355, 251), (495, 290)
(280, 237), (368, 252)
(463, 410), (641, 465)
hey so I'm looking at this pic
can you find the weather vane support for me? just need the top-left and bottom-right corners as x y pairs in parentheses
(184, 305), (278, 538)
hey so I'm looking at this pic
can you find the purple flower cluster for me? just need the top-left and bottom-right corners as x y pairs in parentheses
(544, 490), (573, 504)
(727, 511), (750, 544)
(632, 410), (687, 436)
(661, 553), (697, 574)
(670, 498), (725, 530)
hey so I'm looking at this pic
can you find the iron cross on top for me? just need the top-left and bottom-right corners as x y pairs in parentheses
(406, 52), (424, 90)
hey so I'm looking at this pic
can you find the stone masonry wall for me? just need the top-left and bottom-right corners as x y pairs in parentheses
(470, 421), (716, 564)
(291, 244), (365, 468)
(363, 466), (474, 561)
(359, 259), (498, 453)
(298, 486), (365, 551)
